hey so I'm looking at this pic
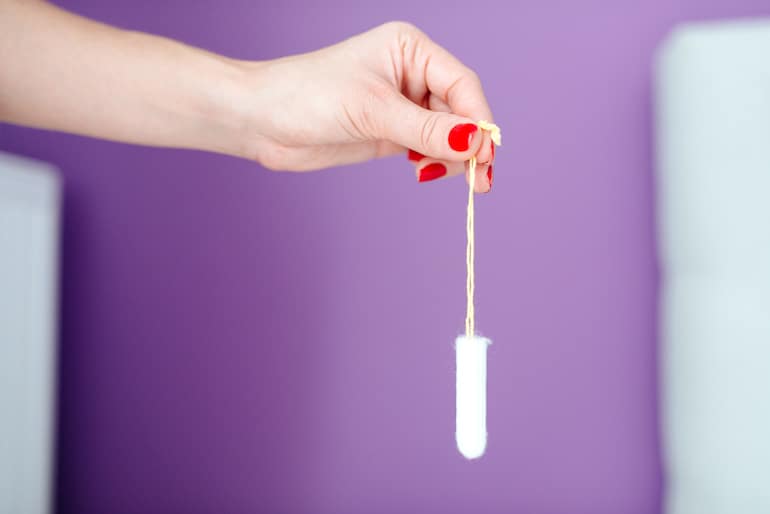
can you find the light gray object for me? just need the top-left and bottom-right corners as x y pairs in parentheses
(656, 19), (770, 514)
(0, 152), (60, 514)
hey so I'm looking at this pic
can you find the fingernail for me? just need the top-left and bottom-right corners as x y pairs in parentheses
(407, 149), (425, 162)
(490, 142), (495, 160)
(487, 164), (494, 190)
(418, 163), (447, 182)
(448, 123), (478, 152)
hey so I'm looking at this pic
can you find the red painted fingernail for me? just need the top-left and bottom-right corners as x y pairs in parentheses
(407, 149), (425, 162)
(487, 164), (494, 189)
(490, 142), (495, 159)
(448, 123), (478, 152)
(418, 163), (447, 182)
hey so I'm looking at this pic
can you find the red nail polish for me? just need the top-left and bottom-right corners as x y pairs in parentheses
(418, 163), (447, 182)
(448, 123), (478, 152)
(487, 164), (493, 188)
(407, 149), (425, 162)
(490, 142), (495, 160)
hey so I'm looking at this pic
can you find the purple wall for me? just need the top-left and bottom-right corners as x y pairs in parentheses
(1, 1), (768, 513)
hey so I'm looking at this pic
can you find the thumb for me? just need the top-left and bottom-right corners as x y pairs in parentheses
(379, 94), (483, 162)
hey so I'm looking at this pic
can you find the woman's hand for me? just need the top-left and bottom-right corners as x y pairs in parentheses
(0, 2), (495, 191)
(239, 22), (496, 192)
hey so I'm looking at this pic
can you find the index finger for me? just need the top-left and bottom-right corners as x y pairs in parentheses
(406, 28), (495, 162)
(416, 33), (494, 122)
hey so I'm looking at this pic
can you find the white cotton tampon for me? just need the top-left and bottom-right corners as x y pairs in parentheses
(455, 335), (491, 459)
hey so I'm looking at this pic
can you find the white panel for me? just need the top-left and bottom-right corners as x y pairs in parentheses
(656, 19), (770, 514)
(0, 151), (60, 514)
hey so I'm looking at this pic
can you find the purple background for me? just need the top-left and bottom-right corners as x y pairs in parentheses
(1, 1), (768, 513)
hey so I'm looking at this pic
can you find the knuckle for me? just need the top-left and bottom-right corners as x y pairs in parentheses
(382, 21), (421, 37)
(446, 70), (484, 110)
(465, 68), (482, 88)
(380, 21), (426, 50)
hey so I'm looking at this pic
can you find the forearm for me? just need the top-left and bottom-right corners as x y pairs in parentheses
(0, 11), (496, 180)
(0, 0), (253, 157)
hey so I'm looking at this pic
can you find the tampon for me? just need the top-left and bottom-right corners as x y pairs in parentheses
(455, 335), (491, 459)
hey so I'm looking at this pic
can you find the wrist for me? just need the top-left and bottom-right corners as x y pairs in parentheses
(194, 57), (267, 161)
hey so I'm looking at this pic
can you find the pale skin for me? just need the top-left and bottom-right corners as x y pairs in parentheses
(0, 0), (496, 192)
